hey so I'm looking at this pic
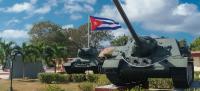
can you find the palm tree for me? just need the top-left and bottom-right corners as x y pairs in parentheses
(53, 44), (67, 73)
(0, 38), (4, 65)
(43, 45), (56, 72)
(0, 40), (15, 70)
(42, 44), (67, 73)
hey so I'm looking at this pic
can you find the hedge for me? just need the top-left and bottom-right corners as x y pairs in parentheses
(79, 82), (94, 91)
(38, 73), (100, 83)
(38, 72), (200, 90)
(38, 73), (70, 84)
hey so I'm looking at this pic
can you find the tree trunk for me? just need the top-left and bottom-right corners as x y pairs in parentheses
(22, 62), (25, 79)
(53, 59), (56, 73)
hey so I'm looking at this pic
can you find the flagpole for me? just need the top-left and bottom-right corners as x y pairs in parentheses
(88, 15), (90, 48)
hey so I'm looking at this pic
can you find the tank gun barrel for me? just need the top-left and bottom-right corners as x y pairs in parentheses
(113, 0), (141, 46)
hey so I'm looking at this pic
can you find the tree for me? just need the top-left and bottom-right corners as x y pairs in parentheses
(190, 37), (200, 51)
(111, 35), (129, 46)
(42, 44), (67, 73)
(51, 44), (67, 73)
(29, 21), (113, 57)
(78, 23), (114, 47)
(12, 43), (41, 79)
(0, 38), (4, 64)
(0, 40), (15, 70)
(63, 23), (114, 56)
(28, 21), (67, 46)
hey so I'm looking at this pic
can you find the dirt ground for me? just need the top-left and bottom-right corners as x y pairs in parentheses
(0, 79), (81, 91)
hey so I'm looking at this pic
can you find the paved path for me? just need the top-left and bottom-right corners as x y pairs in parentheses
(0, 70), (9, 79)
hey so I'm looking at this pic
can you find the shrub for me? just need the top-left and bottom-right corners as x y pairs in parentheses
(45, 85), (65, 91)
(38, 73), (55, 83)
(70, 74), (86, 82)
(129, 86), (144, 91)
(56, 74), (70, 83)
(194, 72), (200, 80)
(38, 73), (69, 84)
(86, 74), (98, 82)
(79, 82), (94, 91)
(96, 75), (110, 86)
(149, 78), (173, 89)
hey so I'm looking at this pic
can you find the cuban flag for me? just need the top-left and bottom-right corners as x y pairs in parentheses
(90, 16), (121, 31)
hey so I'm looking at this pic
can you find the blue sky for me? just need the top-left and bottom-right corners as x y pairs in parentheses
(0, 0), (200, 45)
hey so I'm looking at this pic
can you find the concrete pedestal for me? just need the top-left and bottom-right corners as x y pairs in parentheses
(95, 84), (127, 91)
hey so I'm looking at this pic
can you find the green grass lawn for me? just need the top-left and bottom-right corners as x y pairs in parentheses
(0, 79), (80, 91)
(0, 72), (200, 91)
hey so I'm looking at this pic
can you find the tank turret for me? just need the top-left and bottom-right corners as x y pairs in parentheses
(63, 39), (103, 73)
(113, 0), (158, 57)
(102, 0), (194, 88)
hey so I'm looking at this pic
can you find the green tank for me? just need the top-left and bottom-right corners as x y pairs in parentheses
(64, 46), (103, 73)
(102, 0), (194, 88)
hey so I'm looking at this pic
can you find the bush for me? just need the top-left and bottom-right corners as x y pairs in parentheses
(38, 73), (54, 83)
(149, 78), (173, 89)
(96, 75), (110, 86)
(38, 73), (69, 84)
(86, 74), (98, 82)
(56, 74), (70, 83)
(194, 72), (200, 80)
(70, 74), (86, 82)
(79, 82), (94, 91)
(45, 85), (65, 91)
(129, 86), (144, 91)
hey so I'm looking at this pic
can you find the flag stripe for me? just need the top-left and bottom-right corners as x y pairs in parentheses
(102, 21), (119, 25)
(92, 16), (116, 22)
(98, 23), (121, 27)
(90, 16), (121, 31)
(95, 26), (121, 30)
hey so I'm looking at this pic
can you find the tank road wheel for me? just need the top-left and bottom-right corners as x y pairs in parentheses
(171, 63), (194, 88)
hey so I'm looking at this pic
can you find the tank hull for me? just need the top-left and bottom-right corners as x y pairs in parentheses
(64, 65), (99, 73)
(103, 60), (194, 88)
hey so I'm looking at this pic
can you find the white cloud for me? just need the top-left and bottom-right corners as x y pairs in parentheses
(0, 29), (29, 44)
(84, 4), (94, 12)
(98, 0), (200, 35)
(98, 5), (122, 21)
(70, 14), (82, 20)
(64, 3), (83, 14)
(30, 0), (37, 4)
(34, 6), (51, 14)
(67, 0), (96, 5)
(0, 29), (29, 40)
(112, 28), (130, 37)
(85, 0), (96, 5)
(63, 0), (96, 20)
(173, 3), (198, 16)
(25, 24), (33, 30)
(6, 2), (33, 13)
(33, 0), (57, 14)
(0, 8), (4, 11)
(150, 34), (159, 38)
(6, 18), (20, 25)
(62, 24), (74, 29)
